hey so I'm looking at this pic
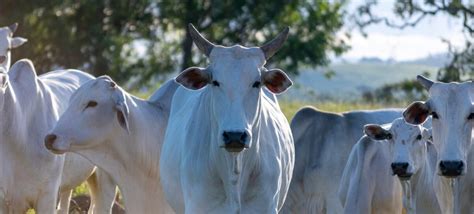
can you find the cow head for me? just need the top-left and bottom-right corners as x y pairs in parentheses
(176, 24), (292, 153)
(365, 118), (431, 180)
(0, 23), (27, 71)
(44, 76), (130, 154)
(404, 75), (474, 178)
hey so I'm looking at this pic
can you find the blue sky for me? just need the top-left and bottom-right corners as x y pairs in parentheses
(341, 0), (467, 61)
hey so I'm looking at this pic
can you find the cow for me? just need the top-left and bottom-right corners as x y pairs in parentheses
(159, 24), (294, 213)
(403, 75), (474, 214)
(281, 107), (402, 213)
(0, 23), (27, 71)
(338, 118), (441, 214)
(0, 23), (117, 213)
(0, 59), (115, 214)
(44, 76), (178, 213)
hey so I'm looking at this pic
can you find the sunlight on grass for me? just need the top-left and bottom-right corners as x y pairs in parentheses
(279, 100), (405, 120)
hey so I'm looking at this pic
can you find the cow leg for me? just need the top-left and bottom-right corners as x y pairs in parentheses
(87, 170), (116, 214)
(57, 189), (72, 214)
(35, 193), (58, 214)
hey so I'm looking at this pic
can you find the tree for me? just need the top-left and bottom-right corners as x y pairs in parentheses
(0, 0), (349, 88)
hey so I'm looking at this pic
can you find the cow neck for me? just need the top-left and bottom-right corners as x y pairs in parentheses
(0, 84), (32, 142)
(78, 96), (171, 213)
(208, 90), (264, 214)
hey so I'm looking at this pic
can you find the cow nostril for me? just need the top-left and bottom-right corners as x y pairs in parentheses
(45, 134), (57, 148)
(223, 132), (230, 142)
(240, 132), (248, 142)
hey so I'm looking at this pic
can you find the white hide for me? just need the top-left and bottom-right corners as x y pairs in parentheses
(338, 118), (441, 214)
(0, 24), (27, 71)
(0, 60), (115, 213)
(161, 46), (294, 213)
(46, 76), (178, 213)
(403, 76), (474, 214)
(281, 107), (402, 213)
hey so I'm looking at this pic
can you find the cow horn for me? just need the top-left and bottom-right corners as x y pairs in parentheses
(260, 27), (290, 60)
(8, 23), (18, 33)
(188, 24), (215, 57)
(417, 75), (434, 91)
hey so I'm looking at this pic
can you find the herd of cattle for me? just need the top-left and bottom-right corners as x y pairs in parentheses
(0, 22), (472, 214)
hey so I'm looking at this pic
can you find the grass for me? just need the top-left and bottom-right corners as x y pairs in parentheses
(279, 100), (404, 119)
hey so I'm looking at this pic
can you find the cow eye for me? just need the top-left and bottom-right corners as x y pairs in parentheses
(252, 81), (261, 88)
(416, 134), (422, 140)
(468, 113), (474, 120)
(431, 112), (439, 119)
(212, 80), (220, 87)
(86, 101), (98, 108)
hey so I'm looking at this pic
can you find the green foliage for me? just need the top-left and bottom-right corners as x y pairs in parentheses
(0, 0), (348, 89)
(159, 0), (349, 74)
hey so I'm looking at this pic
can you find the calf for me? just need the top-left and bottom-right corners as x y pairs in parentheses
(45, 76), (178, 213)
(281, 107), (401, 213)
(338, 118), (441, 214)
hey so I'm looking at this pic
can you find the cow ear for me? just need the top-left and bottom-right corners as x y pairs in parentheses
(364, 124), (392, 141)
(11, 37), (27, 49)
(403, 101), (430, 125)
(112, 87), (130, 134)
(176, 67), (210, 90)
(262, 68), (292, 94)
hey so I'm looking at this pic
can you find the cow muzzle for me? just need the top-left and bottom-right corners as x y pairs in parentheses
(44, 134), (66, 154)
(439, 160), (464, 177)
(0, 56), (5, 64)
(222, 131), (249, 152)
(391, 162), (412, 180)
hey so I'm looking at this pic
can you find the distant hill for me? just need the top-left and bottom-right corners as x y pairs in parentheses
(282, 61), (439, 101)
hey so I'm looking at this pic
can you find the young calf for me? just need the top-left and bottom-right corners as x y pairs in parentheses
(338, 118), (441, 214)
(45, 76), (178, 213)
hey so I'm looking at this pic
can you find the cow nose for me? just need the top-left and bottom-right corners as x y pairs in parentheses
(222, 131), (248, 152)
(391, 162), (411, 178)
(44, 134), (57, 150)
(0, 56), (5, 64)
(439, 160), (464, 177)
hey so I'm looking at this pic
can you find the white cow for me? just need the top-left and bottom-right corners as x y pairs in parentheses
(44, 76), (178, 213)
(403, 75), (474, 214)
(0, 59), (115, 214)
(0, 23), (27, 71)
(338, 118), (441, 214)
(0, 23), (117, 213)
(281, 107), (401, 213)
(160, 24), (294, 213)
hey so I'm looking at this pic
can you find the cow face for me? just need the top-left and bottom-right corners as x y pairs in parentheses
(45, 76), (129, 154)
(0, 23), (27, 70)
(404, 75), (474, 178)
(365, 118), (431, 180)
(176, 24), (292, 153)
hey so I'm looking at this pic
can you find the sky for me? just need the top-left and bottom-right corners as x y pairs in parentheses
(341, 0), (467, 61)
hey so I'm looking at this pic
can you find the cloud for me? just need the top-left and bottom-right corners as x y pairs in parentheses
(342, 32), (465, 61)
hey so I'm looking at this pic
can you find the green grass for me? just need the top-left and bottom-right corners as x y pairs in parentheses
(279, 100), (404, 120)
